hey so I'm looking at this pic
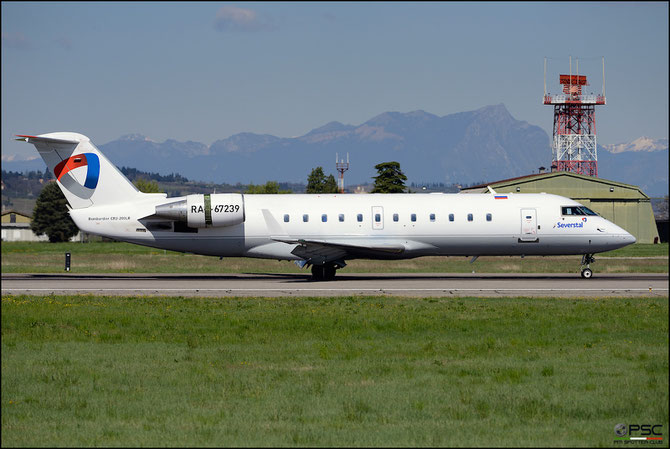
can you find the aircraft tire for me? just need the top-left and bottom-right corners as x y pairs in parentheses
(581, 268), (593, 279)
(311, 264), (337, 281)
(311, 265), (324, 281)
(324, 264), (337, 281)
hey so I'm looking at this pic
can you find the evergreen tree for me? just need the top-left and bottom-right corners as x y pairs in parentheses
(31, 182), (79, 242)
(134, 178), (161, 193)
(245, 181), (292, 194)
(324, 174), (339, 193)
(306, 167), (327, 193)
(371, 161), (407, 193)
(307, 167), (339, 193)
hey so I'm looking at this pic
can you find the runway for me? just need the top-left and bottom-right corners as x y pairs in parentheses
(2, 272), (668, 297)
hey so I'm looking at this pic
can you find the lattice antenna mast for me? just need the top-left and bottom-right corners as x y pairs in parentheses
(543, 56), (606, 177)
(335, 153), (349, 193)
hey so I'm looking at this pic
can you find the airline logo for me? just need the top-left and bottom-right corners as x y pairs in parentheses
(54, 153), (100, 190)
(554, 218), (587, 229)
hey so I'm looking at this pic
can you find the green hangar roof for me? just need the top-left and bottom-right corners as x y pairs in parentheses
(460, 171), (649, 199)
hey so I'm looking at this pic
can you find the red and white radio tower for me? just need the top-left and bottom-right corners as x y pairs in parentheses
(335, 153), (349, 193)
(544, 57), (606, 177)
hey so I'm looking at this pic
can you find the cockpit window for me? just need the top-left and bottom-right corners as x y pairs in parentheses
(562, 206), (598, 216)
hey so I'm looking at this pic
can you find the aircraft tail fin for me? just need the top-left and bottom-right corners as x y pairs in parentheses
(17, 132), (145, 209)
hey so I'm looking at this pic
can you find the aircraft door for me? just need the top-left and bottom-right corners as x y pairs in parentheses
(520, 208), (538, 241)
(372, 206), (384, 230)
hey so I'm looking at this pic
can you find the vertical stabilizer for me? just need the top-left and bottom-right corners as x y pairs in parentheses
(17, 132), (144, 209)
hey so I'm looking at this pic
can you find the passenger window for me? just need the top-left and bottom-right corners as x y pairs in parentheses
(375, 213), (381, 222)
(322, 214), (327, 222)
(430, 213), (435, 222)
(303, 214), (309, 222)
(357, 214), (363, 222)
(284, 214), (289, 223)
(449, 213), (454, 222)
(486, 213), (492, 222)
(393, 213), (399, 222)
(467, 213), (473, 222)
(411, 213), (417, 222)
(339, 214), (344, 222)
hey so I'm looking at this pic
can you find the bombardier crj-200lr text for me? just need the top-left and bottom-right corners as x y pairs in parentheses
(19, 132), (636, 280)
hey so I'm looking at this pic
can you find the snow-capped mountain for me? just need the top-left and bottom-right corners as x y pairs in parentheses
(601, 137), (668, 154)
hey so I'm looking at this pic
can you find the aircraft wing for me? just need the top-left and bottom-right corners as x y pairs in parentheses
(263, 209), (406, 265)
(272, 237), (405, 265)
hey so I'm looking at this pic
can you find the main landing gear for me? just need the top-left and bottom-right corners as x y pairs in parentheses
(311, 263), (337, 281)
(581, 254), (595, 279)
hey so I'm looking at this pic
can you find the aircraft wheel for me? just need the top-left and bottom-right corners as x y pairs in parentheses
(311, 265), (324, 281)
(311, 264), (337, 281)
(324, 264), (337, 281)
(581, 268), (593, 279)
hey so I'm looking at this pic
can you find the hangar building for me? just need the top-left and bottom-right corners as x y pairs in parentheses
(460, 172), (660, 244)
(1, 210), (81, 242)
(1, 210), (48, 242)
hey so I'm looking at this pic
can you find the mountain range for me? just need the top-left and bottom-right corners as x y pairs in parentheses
(3, 104), (668, 196)
(601, 137), (668, 153)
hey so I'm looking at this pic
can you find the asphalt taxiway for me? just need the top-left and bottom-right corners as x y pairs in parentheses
(2, 272), (668, 297)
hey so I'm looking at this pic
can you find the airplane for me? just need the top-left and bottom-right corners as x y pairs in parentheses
(17, 132), (636, 280)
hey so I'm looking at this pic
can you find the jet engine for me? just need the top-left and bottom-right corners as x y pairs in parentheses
(154, 193), (245, 228)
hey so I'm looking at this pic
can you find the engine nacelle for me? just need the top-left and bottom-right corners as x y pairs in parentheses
(155, 193), (245, 228)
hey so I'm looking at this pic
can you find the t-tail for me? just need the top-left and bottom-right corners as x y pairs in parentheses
(16, 132), (145, 209)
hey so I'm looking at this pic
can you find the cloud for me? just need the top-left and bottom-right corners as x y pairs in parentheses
(214, 5), (269, 32)
(1, 154), (38, 162)
(2, 31), (30, 49)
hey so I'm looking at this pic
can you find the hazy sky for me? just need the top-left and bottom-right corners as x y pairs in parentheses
(2, 2), (668, 160)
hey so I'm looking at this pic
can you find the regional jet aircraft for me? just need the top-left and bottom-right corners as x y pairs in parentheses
(18, 132), (636, 280)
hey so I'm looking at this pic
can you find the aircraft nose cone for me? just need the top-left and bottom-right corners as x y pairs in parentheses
(620, 231), (636, 245)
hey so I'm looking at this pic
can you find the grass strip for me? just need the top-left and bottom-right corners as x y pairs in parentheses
(1, 242), (668, 274)
(2, 294), (668, 447)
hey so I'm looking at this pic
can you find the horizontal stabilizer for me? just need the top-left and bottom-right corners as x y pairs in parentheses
(15, 134), (80, 145)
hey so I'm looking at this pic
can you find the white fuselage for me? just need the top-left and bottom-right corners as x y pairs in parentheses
(70, 192), (635, 261)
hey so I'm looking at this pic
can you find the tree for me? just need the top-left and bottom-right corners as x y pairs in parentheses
(245, 181), (292, 194)
(31, 182), (79, 242)
(324, 174), (338, 193)
(307, 167), (339, 193)
(371, 161), (407, 193)
(134, 178), (161, 193)
(43, 167), (54, 180)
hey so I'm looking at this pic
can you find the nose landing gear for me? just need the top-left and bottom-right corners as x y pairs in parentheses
(581, 254), (595, 278)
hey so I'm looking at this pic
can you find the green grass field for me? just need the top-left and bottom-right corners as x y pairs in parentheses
(2, 294), (668, 447)
(1, 241), (668, 274)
